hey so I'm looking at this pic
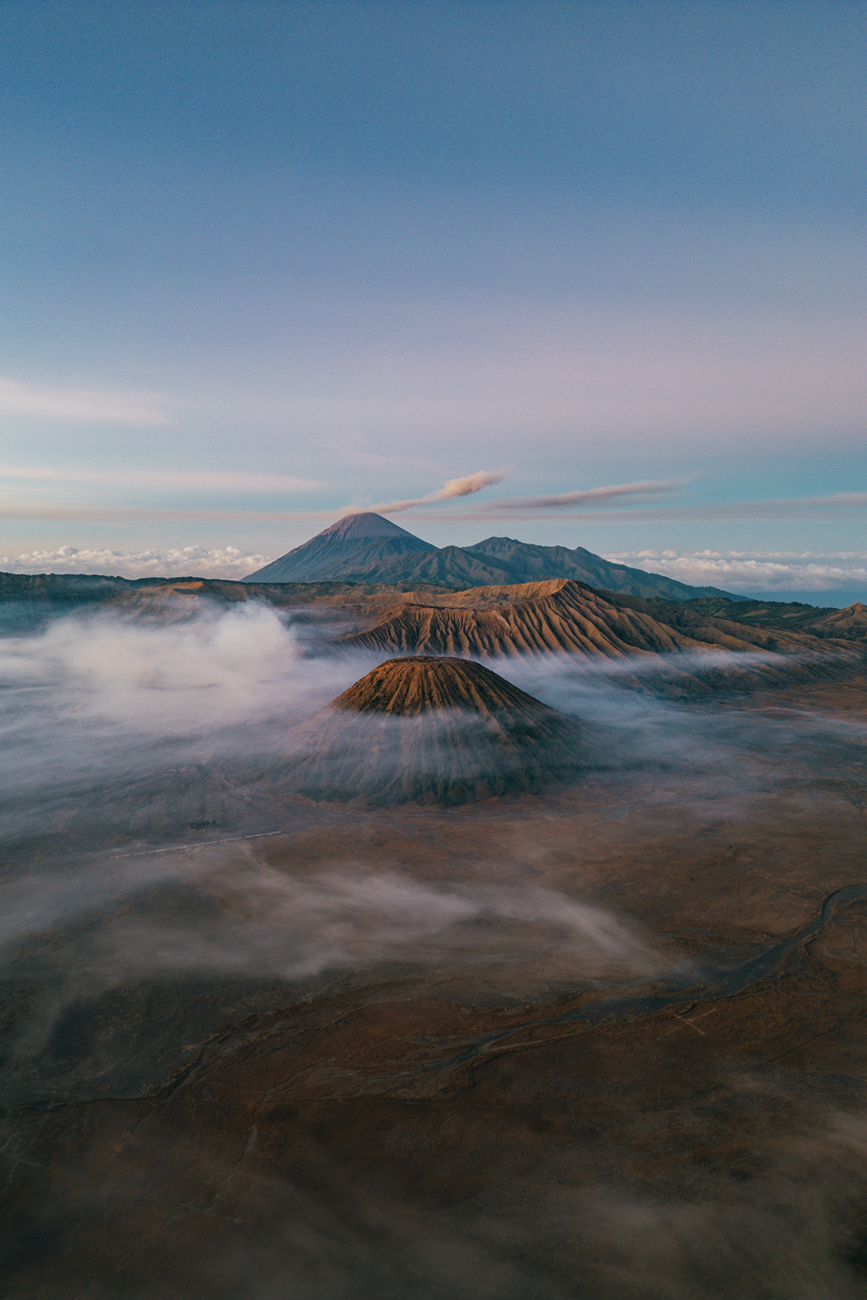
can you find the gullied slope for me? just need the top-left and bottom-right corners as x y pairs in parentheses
(103, 581), (237, 623)
(332, 654), (559, 717)
(336, 579), (702, 660)
(361, 545), (522, 590)
(333, 580), (866, 696)
(243, 512), (436, 582)
(242, 511), (734, 597)
(275, 656), (589, 805)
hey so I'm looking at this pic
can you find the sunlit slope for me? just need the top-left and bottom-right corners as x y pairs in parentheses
(333, 652), (560, 715)
(333, 579), (866, 695)
(333, 578), (769, 659)
(807, 602), (867, 641)
(274, 656), (590, 805)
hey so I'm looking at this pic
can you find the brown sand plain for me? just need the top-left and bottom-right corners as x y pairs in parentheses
(3, 677), (867, 1298)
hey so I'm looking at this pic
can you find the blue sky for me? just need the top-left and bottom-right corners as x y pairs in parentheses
(1, 1), (865, 600)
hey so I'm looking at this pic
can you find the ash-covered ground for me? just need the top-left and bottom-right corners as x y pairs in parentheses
(3, 597), (867, 1298)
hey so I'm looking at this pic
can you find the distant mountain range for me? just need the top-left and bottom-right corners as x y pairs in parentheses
(243, 512), (735, 600)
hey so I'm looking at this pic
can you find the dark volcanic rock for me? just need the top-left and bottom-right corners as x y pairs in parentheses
(242, 511), (735, 597)
(243, 512), (436, 583)
(275, 656), (590, 805)
(464, 535), (735, 599)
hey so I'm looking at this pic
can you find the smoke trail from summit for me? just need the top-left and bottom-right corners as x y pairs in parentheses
(360, 469), (505, 515)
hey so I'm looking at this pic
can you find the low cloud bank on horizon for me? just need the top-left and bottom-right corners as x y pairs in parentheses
(610, 550), (867, 596)
(2, 543), (866, 600)
(0, 545), (271, 579)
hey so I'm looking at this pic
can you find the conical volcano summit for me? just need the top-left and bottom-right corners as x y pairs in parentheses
(276, 656), (590, 806)
(332, 655), (557, 717)
(243, 512), (734, 598)
(243, 512), (436, 584)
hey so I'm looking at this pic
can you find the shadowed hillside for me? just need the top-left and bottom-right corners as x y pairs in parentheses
(463, 535), (735, 598)
(242, 513), (735, 598)
(242, 512), (437, 583)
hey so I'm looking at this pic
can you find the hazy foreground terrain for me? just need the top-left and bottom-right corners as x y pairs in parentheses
(2, 579), (867, 1298)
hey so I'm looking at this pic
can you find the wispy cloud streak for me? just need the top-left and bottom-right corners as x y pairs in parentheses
(360, 470), (505, 515)
(475, 480), (683, 511)
(1, 465), (323, 494)
(0, 377), (171, 425)
(3, 488), (863, 533)
(405, 491), (867, 525)
(607, 549), (867, 594)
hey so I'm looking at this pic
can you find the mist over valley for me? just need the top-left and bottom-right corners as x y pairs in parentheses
(3, 515), (867, 1297)
(5, 0), (866, 1289)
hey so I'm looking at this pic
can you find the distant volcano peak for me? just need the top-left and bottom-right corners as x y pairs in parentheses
(318, 512), (423, 541)
(242, 510), (435, 583)
(243, 514), (734, 597)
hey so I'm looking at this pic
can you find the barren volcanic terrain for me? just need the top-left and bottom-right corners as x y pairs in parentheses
(273, 656), (590, 805)
(2, 579), (867, 1298)
(334, 578), (865, 699)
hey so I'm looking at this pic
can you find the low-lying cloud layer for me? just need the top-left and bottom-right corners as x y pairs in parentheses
(1, 598), (857, 835)
(0, 601), (372, 851)
(608, 548), (867, 597)
(0, 599), (674, 1097)
(2, 600), (862, 978)
(3, 597), (867, 1295)
(2, 851), (662, 1085)
(0, 543), (274, 578)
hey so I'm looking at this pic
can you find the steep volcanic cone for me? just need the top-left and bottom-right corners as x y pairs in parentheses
(277, 656), (590, 806)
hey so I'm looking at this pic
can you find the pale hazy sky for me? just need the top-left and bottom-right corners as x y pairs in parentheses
(1, 1), (865, 599)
